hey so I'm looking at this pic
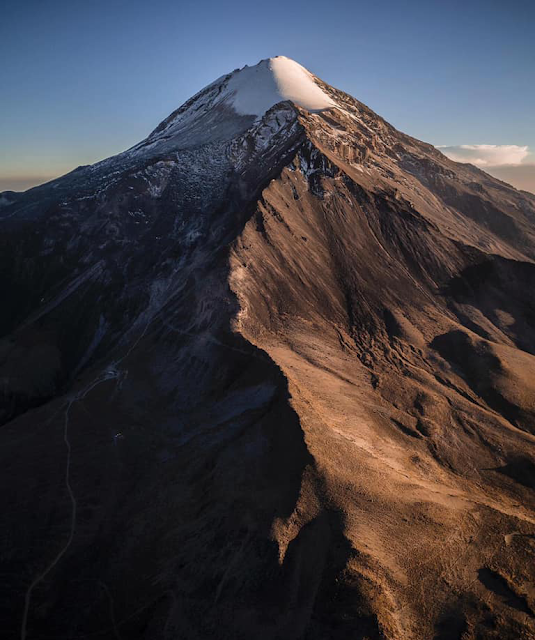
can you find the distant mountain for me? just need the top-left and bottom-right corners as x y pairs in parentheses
(2, 56), (535, 640)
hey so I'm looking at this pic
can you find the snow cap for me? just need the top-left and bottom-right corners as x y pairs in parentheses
(226, 56), (335, 116)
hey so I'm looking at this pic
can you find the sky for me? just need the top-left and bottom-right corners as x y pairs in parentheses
(1, 0), (534, 193)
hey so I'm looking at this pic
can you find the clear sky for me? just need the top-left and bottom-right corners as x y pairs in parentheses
(1, 0), (534, 192)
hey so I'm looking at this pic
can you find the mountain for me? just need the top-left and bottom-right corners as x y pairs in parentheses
(2, 56), (535, 640)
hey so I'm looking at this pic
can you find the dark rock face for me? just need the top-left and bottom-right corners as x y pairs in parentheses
(1, 62), (535, 639)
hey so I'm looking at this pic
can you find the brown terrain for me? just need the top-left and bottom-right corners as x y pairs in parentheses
(1, 59), (535, 639)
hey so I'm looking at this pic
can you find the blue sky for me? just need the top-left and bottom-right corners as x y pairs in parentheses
(1, 0), (534, 191)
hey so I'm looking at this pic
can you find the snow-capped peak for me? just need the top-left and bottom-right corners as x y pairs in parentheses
(226, 56), (336, 116)
(126, 57), (336, 158)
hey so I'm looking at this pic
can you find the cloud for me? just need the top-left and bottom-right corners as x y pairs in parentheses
(437, 144), (529, 167)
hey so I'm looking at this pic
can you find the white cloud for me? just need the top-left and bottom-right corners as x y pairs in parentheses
(437, 144), (529, 167)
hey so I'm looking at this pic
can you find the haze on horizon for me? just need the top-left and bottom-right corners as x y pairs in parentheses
(1, 0), (534, 194)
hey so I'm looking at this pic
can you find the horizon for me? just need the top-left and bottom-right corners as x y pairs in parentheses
(1, 0), (534, 194)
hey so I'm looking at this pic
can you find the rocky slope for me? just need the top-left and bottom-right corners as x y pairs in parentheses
(1, 56), (535, 639)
